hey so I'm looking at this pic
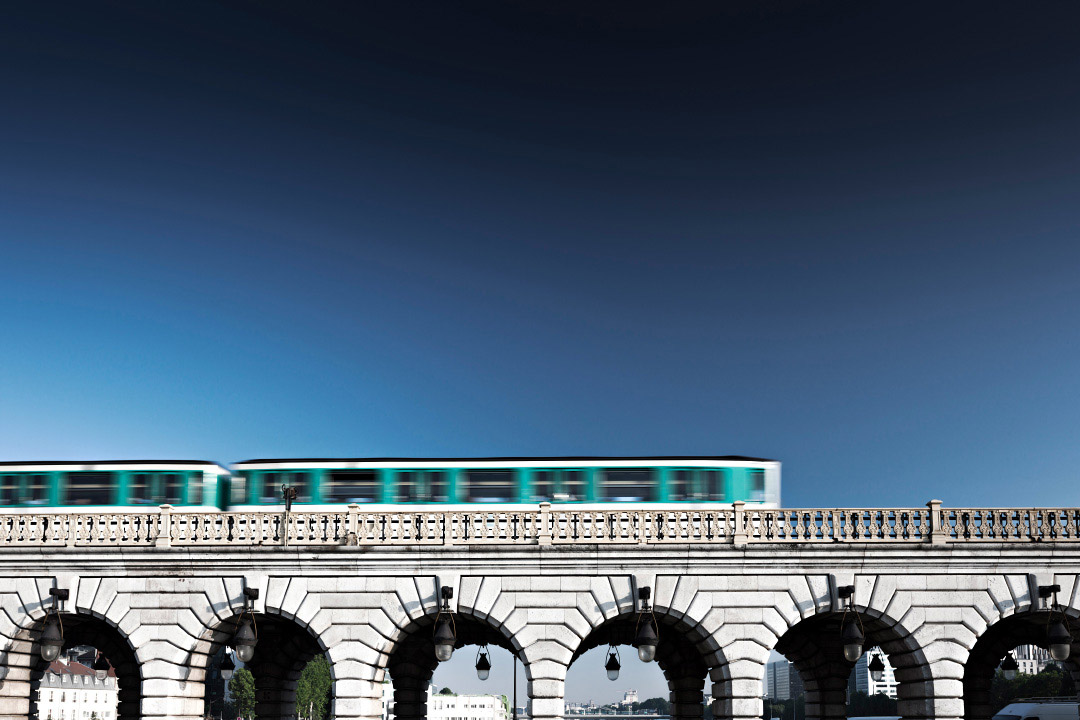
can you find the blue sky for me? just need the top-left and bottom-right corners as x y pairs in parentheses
(3, 2), (1078, 509)
(2, 0), (1079, 702)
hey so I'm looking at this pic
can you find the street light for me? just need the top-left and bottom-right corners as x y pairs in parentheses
(220, 653), (236, 681)
(838, 585), (864, 663)
(92, 652), (111, 681)
(868, 653), (885, 683)
(633, 587), (658, 663)
(604, 645), (621, 681)
(1040, 584), (1073, 662)
(1000, 652), (1018, 680)
(232, 587), (259, 664)
(475, 645), (491, 681)
(39, 588), (69, 663)
(434, 586), (456, 662)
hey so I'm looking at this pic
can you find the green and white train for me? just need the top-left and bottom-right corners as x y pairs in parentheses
(0, 457), (780, 511)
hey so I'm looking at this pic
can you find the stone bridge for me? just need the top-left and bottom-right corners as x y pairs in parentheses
(0, 501), (1078, 720)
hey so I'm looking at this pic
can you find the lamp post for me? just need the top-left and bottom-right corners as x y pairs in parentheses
(1040, 584), (1073, 661)
(838, 586), (864, 662)
(434, 586), (456, 662)
(92, 652), (111, 680)
(1000, 652), (1018, 680)
(633, 587), (658, 663)
(232, 586), (260, 663)
(220, 653), (236, 681)
(605, 645), (621, 681)
(39, 588), (69, 663)
(475, 645), (491, 680)
(868, 653), (885, 683)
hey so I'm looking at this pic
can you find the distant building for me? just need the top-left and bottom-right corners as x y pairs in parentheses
(36, 657), (118, 720)
(765, 660), (791, 701)
(621, 691), (638, 706)
(428, 685), (510, 720)
(1014, 645), (1053, 675)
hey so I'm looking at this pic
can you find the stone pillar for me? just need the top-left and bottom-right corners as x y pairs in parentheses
(712, 657), (766, 720)
(0, 637), (34, 720)
(521, 641), (569, 720)
(668, 674), (705, 720)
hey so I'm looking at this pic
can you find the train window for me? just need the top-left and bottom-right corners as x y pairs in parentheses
(325, 471), (378, 503)
(67, 472), (112, 505)
(600, 469), (656, 502)
(231, 475), (248, 505)
(0, 475), (16, 505)
(428, 472), (448, 502)
(395, 472), (448, 502)
(263, 472), (310, 503)
(188, 475), (203, 506)
(163, 474), (184, 504)
(26, 474), (48, 504)
(532, 471), (553, 501)
(561, 471), (584, 501)
(129, 474), (153, 504)
(671, 470), (692, 501)
(704, 470), (725, 501)
(465, 471), (515, 502)
(749, 470), (765, 501)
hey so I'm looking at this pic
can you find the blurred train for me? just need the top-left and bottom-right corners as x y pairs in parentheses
(0, 457), (780, 511)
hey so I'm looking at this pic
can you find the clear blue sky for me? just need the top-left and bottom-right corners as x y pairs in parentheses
(2, 2), (1079, 511)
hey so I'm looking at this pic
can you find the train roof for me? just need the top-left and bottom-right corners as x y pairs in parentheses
(0, 460), (230, 472)
(235, 455), (777, 465)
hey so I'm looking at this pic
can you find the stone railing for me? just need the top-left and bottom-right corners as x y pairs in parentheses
(0, 501), (1078, 548)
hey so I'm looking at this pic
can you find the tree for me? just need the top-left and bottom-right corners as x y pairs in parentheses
(991, 664), (1077, 713)
(228, 667), (256, 720)
(638, 698), (671, 715)
(439, 687), (455, 695)
(297, 655), (334, 719)
(847, 691), (898, 716)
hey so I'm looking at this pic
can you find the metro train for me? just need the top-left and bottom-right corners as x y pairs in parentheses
(0, 457), (780, 511)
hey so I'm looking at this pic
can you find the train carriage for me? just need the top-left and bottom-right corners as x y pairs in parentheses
(228, 456), (781, 511)
(0, 461), (231, 511)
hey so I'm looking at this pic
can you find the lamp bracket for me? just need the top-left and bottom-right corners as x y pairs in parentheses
(49, 588), (70, 602)
(838, 585), (855, 600)
(441, 586), (454, 600)
(1038, 584), (1061, 599)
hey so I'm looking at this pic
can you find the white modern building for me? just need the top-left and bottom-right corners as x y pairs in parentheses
(427, 685), (510, 720)
(35, 657), (118, 720)
(851, 650), (897, 699)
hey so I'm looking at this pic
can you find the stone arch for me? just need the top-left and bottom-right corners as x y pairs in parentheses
(0, 579), (144, 720)
(566, 603), (725, 720)
(963, 606), (1080, 720)
(385, 607), (521, 720)
(772, 603), (933, 720)
(3, 611), (142, 720)
(198, 607), (330, 720)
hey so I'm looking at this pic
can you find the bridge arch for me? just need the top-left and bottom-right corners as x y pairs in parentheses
(566, 602), (726, 720)
(963, 604), (1080, 720)
(0, 604), (142, 720)
(772, 602), (933, 720)
(384, 597), (522, 720)
(196, 605), (332, 720)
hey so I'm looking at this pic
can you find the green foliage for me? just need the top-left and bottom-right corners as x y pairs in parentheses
(765, 696), (805, 720)
(991, 664), (1077, 713)
(228, 667), (256, 720)
(634, 698), (671, 715)
(440, 687), (455, 695)
(847, 691), (898, 716)
(297, 655), (334, 720)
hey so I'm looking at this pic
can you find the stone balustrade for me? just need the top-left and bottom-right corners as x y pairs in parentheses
(1, 502), (1079, 548)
